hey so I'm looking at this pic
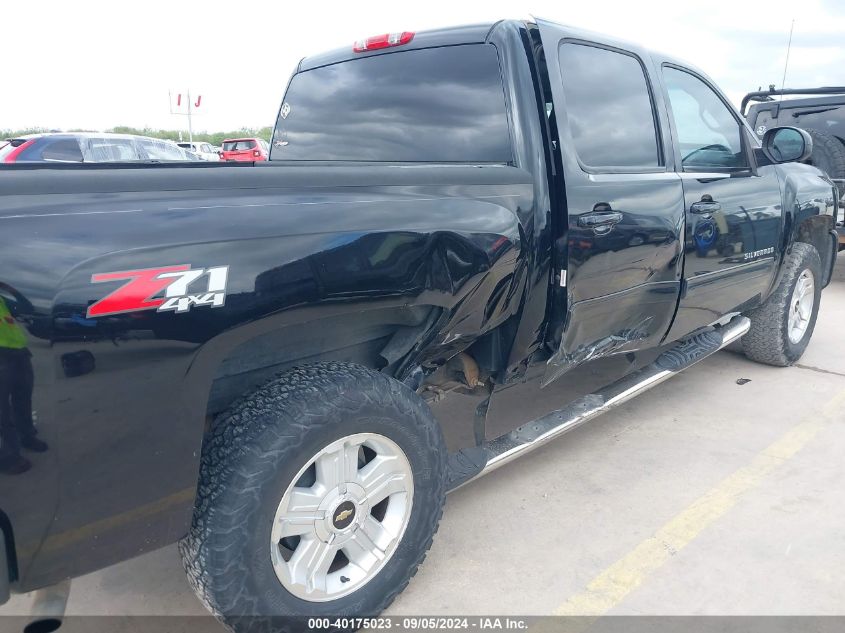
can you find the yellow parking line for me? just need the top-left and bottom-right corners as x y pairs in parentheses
(554, 387), (845, 617)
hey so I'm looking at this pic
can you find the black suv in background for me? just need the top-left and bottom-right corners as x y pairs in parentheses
(744, 87), (845, 247)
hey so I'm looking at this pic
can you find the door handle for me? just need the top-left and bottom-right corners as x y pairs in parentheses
(578, 211), (623, 229)
(690, 201), (722, 214)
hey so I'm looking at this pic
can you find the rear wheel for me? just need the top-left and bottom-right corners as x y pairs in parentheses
(270, 432), (415, 603)
(180, 362), (446, 631)
(742, 242), (822, 366)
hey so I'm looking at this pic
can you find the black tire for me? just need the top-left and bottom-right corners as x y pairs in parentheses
(806, 128), (845, 180)
(742, 242), (822, 366)
(179, 362), (446, 631)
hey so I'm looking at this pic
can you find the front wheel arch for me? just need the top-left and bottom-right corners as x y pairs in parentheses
(794, 215), (837, 286)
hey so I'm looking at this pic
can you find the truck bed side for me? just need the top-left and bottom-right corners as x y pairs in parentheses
(0, 163), (535, 589)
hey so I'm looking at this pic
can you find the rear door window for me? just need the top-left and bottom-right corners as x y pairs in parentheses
(558, 42), (661, 170)
(40, 138), (84, 162)
(273, 44), (511, 162)
(784, 105), (845, 136)
(84, 138), (141, 162)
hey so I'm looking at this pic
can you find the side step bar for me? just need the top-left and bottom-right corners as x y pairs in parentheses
(447, 316), (751, 491)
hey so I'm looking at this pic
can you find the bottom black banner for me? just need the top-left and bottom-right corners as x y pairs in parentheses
(1, 616), (844, 633)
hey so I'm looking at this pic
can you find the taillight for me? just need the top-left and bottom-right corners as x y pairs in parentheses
(3, 139), (35, 163)
(353, 31), (414, 53)
(253, 150), (261, 157)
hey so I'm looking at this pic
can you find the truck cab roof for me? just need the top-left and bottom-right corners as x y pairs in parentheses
(296, 18), (717, 95)
(298, 22), (498, 72)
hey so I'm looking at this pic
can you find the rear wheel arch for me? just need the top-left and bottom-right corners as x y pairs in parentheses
(180, 361), (447, 623)
(194, 305), (440, 421)
(177, 304), (447, 495)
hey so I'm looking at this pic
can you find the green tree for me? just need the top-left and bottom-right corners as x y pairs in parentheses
(0, 127), (52, 138)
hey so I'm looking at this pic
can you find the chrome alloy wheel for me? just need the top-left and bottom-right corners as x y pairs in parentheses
(788, 269), (815, 344)
(270, 433), (414, 602)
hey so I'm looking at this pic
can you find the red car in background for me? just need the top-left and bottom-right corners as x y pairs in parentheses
(220, 137), (270, 161)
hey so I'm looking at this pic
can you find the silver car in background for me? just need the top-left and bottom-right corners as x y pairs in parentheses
(0, 132), (198, 163)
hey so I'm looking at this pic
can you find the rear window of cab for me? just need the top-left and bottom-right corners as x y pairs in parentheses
(223, 140), (257, 151)
(272, 44), (512, 163)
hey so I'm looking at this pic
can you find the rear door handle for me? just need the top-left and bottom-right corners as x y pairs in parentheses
(578, 211), (623, 229)
(690, 201), (722, 214)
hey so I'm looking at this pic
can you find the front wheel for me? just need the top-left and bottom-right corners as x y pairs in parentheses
(742, 242), (822, 366)
(180, 362), (446, 631)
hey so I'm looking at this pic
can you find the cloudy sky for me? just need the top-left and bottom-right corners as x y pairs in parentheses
(2, 0), (843, 133)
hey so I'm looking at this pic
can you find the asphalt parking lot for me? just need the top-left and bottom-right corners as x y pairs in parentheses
(3, 257), (845, 626)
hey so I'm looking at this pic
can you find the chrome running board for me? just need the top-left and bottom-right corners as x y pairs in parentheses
(448, 316), (750, 491)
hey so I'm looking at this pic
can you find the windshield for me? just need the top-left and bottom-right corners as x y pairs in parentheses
(272, 44), (512, 162)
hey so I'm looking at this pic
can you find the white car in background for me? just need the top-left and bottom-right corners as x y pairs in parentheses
(177, 141), (221, 161)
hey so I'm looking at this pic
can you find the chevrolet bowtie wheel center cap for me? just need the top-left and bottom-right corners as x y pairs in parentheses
(270, 432), (414, 602)
(332, 500), (357, 530)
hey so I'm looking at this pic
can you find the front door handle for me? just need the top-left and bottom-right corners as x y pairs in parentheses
(578, 211), (624, 229)
(690, 200), (722, 214)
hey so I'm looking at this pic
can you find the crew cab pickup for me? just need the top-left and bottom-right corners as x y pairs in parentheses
(0, 19), (838, 630)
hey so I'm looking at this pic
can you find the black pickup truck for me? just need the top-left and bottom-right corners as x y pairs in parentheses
(0, 18), (839, 630)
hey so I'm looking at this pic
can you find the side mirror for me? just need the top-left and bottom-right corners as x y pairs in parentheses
(761, 126), (812, 164)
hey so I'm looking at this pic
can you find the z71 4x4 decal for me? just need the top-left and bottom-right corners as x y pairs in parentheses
(87, 265), (229, 318)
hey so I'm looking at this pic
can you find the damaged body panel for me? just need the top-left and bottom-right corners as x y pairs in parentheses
(0, 163), (534, 589)
(0, 18), (837, 603)
(536, 19), (685, 381)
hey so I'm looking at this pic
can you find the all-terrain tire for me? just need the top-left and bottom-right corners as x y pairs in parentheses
(179, 362), (446, 632)
(806, 128), (845, 180)
(742, 242), (822, 366)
